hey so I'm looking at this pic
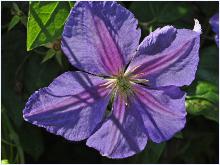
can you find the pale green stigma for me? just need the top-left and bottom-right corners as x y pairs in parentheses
(116, 75), (132, 94)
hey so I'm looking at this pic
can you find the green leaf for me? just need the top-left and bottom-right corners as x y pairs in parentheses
(68, 1), (74, 8)
(186, 81), (219, 123)
(20, 15), (27, 28)
(12, 2), (21, 13)
(196, 82), (218, 104)
(187, 99), (213, 114)
(186, 95), (218, 123)
(8, 15), (20, 31)
(41, 49), (56, 63)
(27, 1), (71, 51)
(2, 105), (25, 163)
(55, 51), (63, 67)
(1, 160), (9, 164)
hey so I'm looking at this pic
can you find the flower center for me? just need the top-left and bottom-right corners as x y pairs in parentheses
(116, 75), (132, 95)
(102, 70), (149, 97)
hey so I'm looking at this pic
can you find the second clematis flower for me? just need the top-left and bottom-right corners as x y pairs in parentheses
(209, 13), (219, 47)
(23, 1), (201, 159)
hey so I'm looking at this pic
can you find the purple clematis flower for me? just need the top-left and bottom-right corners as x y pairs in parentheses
(209, 13), (219, 47)
(23, 1), (201, 159)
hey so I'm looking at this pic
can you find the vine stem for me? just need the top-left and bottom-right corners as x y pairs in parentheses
(15, 54), (31, 81)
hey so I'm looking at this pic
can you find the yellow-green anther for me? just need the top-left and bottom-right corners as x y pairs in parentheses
(132, 79), (149, 84)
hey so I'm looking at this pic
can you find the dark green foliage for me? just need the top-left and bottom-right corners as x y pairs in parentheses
(1, 1), (219, 164)
(129, 1), (192, 23)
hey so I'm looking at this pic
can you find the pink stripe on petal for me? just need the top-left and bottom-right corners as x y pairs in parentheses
(93, 15), (124, 75)
(24, 86), (110, 118)
(134, 39), (194, 78)
(23, 71), (111, 141)
(133, 84), (184, 117)
(62, 2), (141, 76)
(86, 92), (148, 158)
(129, 85), (186, 143)
(129, 27), (200, 87)
(106, 94), (126, 155)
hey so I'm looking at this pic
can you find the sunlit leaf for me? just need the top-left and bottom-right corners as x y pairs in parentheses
(186, 81), (219, 123)
(196, 82), (218, 103)
(1, 159), (9, 164)
(27, 1), (72, 51)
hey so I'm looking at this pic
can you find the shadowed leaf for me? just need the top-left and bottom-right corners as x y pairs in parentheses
(8, 15), (20, 31)
(41, 49), (56, 63)
(131, 141), (166, 163)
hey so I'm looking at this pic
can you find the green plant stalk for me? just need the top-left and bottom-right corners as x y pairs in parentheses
(2, 107), (25, 163)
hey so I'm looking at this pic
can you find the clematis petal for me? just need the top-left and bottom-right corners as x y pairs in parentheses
(209, 13), (219, 34)
(86, 93), (148, 159)
(62, 1), (141, 76)
(127, 25), (200, 87)
(132, 84), (186, 143)
(209, 13), (219, 46)
(23, 71), (111, 141)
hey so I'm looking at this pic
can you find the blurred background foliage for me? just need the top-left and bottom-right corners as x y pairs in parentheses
(1, 1), (219, 164)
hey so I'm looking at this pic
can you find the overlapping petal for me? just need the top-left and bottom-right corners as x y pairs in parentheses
(132, 84), (186, 143)
(62, 1), (141, 76)
(127, 26), (200, 87)
(23, 71), (111, 141)
(86, 93), (148, 158)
